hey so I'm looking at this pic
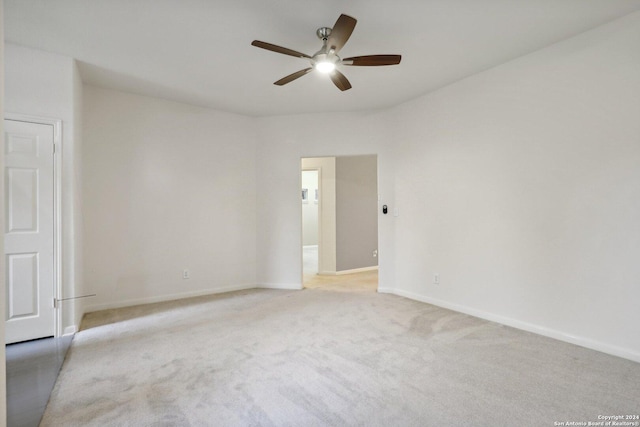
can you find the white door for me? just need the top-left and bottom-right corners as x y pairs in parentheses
(4, 119), (55, 344)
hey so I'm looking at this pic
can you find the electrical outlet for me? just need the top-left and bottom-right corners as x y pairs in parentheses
(183, 269), (190, 279)
(373, 249), (378, 258)
(433, 273), (440, 284)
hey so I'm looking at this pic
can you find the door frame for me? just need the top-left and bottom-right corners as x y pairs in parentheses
(5, 113), (62, 338)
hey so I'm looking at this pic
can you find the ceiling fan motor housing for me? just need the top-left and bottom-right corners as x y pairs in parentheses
(313, 26), (339, 71)
(316, 27), (332, 40)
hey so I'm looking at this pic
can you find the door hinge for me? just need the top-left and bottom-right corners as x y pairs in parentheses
(53, 298), (58, 309)
(53, 143), (56, 154)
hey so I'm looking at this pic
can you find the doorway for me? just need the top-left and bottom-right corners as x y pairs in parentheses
(301, 155), (379, 289)
(3, 118), (58, 344)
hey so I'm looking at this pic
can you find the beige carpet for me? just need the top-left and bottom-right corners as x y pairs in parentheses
(41, 272), (640, 426)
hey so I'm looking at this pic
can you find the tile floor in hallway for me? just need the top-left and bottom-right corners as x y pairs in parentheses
(303, 244), (378, 291)
(6, 336), (72, 427)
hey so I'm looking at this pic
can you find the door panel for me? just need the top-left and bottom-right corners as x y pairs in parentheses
(7, 253), (39, 318)
(6, 168), (38, 232)
(4, 119), (55, 344)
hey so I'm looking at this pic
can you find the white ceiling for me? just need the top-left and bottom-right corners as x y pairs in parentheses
(5, 0), (640, 117)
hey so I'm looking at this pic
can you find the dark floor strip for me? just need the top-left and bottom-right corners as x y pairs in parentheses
(6, 336), (73, 427)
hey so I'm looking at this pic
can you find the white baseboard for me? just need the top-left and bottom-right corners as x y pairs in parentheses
(63, 325), (77, 336)
(258, 283), (304, 290)
(319, 266), (379, 276)
(303, 245), (318, 249)
(336, 266), (378, 275)
(383, 287), (640, 364)
(84, 283), (256, 313)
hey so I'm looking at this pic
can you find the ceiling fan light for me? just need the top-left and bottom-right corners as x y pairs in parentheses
(315, 61), (336, 73)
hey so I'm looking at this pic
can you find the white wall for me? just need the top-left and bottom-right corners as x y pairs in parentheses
(387, 11), (640, 361)
(82, 87), (257, 311)
(4, 43), (83, 335)
(71, 60), (84, 329)
(1, 0), (8, 422)
(256, 114), (396, 289)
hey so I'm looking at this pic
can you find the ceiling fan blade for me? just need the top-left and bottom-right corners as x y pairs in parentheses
(327, 14), (357, 53)
(330, 70), (352, 91)
(251, 40), (311, 59)
(274, 68), (313, 86)
(342, 55), (402, 66)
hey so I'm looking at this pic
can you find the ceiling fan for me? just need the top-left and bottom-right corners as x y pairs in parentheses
(251, 14), (401, 91)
